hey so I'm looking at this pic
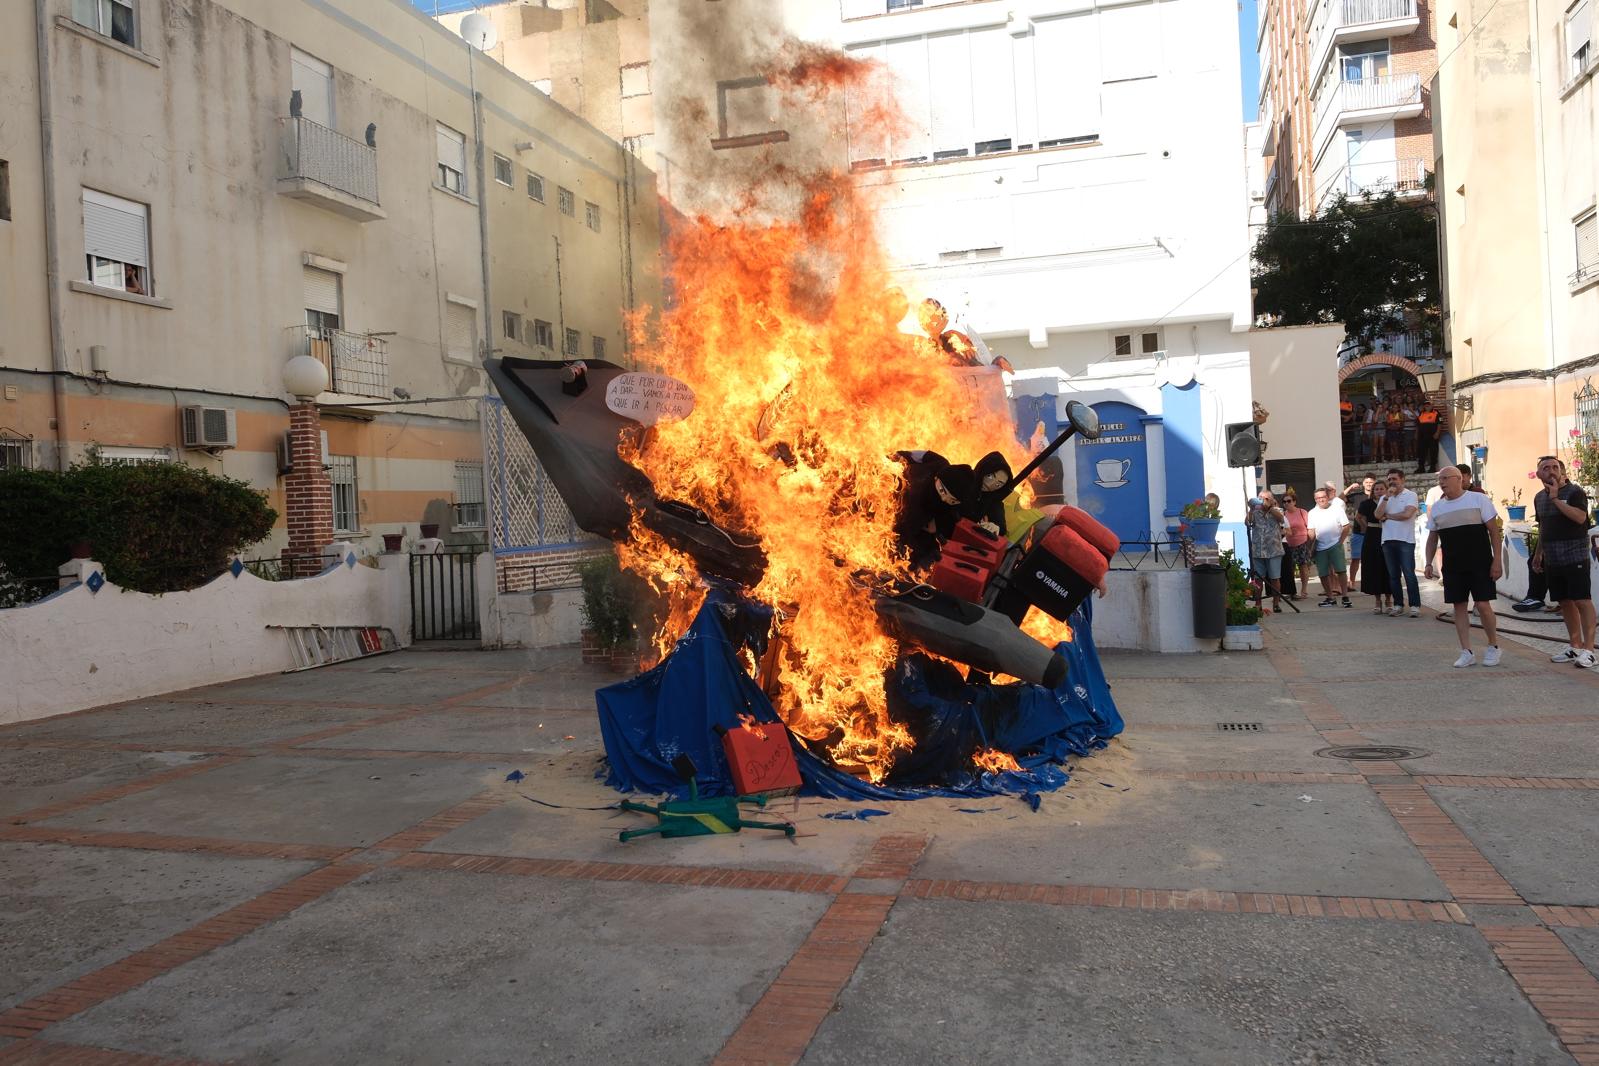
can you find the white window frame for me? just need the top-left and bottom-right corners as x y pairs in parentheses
(502, 310), (522, 342)
(620, 62), (651, 98)
(453, 459), (486, 530)
(82, 188), (151, 296)
(436, 124), (468, 195)
(328, 454), (359, 534)
(493, 153), (513, 187)
(533, 319), (554, 349)
(585, 201), (601, 232)
(290, 47), (335, 129)
(0, 436), (33, 471)
(1567, 0), (1594, 81)
(1574, 207), (1598, 289)
(558, 187), (575, 217)
(527, 173), (545, 202)
(564, 327), (581, 356)
(71, 0), (136, 47)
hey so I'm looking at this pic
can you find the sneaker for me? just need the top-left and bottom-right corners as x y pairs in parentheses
(1512, 597), (1543, 613)
(1576, 651), (1597, 670)
(1318, 598), (1337, 607)
(1409, 607), (1420, 618)
(1544, 603), (1562, 612)
(1343, 598), (1353, 608)
(1552, 647), (1579, 663)
(1482, 646), (1501, 667)
(1453, 650), (1476, 668)
(1388, 606), (1402, 617)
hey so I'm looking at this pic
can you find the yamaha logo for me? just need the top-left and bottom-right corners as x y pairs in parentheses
(1034, 570), (1070, 599)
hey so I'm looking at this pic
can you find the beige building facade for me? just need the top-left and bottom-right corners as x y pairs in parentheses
(1433, 0), (1598, 490)
(0, 0), (657, 558)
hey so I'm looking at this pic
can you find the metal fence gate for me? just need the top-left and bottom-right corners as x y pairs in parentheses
(410, 549), (482, 641)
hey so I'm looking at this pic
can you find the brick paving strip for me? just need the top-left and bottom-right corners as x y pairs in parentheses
(393, 850), (848, 894)
(0, 1039), (217, 1065)
(5, 757), (243, 826)
(0, 864), (371, 1042)
(711, 835), (928, 1066)
(1481, 927), (1599, 1064)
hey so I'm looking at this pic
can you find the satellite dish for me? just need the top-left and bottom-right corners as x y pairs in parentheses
(459, 12), (498, 51)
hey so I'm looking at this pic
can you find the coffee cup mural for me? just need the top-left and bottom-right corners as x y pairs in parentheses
(1094, 457), (1131, 488)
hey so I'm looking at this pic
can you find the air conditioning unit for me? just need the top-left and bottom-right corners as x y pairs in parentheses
(180, 406), (237, 449)
(275, 430), (331, 475)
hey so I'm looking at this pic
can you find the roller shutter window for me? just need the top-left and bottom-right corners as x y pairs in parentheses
(1576, 209), (1597, 274)
(446, 300), (477, 363)
(291, 48), (334, 128)
(437, 124), (467, 194)
(82, 188), (149, 294)
(1568, 0), (1593, 79)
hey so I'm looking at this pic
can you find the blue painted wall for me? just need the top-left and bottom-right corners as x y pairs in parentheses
(1074, 401), (1152, 541)
(1160, 380), (1204, 534)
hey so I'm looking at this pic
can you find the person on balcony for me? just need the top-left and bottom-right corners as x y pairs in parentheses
(1417, 402), (1441, 473)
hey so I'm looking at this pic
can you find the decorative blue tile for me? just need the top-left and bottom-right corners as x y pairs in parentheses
(229, 557), (246, 578)
(346, 552), (358, 568)
(85, 570), (105, 593)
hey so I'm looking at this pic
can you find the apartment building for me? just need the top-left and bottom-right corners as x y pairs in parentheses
(443, 0), (1257, 540)
(0, 0), (655, 558)
(1432, 0), (1598, 487)
(1257, 0), (1436, 217)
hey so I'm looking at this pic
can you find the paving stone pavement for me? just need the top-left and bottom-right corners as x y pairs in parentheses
(3, 585), (1599, 1065)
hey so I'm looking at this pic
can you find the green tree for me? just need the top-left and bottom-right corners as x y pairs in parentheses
(1252, 191), (1441, 350)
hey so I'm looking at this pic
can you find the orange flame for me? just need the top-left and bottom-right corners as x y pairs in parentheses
(1019, 607), (1074, 649)
(973, 748), (1022, 774)
(738, 713), (769, 741)
(620, 48), (1028, 783)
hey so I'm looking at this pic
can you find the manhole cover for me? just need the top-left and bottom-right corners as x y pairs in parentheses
(1315, 745), (1430, 761)
(1217, 722), (1263, 732)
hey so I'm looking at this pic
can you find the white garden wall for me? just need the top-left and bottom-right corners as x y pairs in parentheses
(0, 555), (411, 725)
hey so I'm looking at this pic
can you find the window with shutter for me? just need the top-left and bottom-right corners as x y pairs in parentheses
(72, 0), (135, 46)
(445, 300), (477, 363)
(303, 266), (342, 336)
(1568, 0), (1594, 79)
(327, 454), (359, 533)
(1575, 209), (1598, 287)
(453, 460), (485, 528)
(527, 173), (545, 202)
(533, 319), (554, 348)
(291, 48), (334, 128)
(436, 124), (467, 194)
(969, 28), (1015, 154)
(493, 154), (513, 186)
(1034, 13), (1102, 146)
(585, 202), (601, 231)
(82, 188), (150, 294)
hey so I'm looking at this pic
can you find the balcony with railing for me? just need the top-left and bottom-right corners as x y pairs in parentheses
(287, 325), (390, 399)
(277, 115), (385, 223)
(1307, 0), (1420, 80)
(1323, 156), (1429, 200)
(1312, 73), (1423, 156)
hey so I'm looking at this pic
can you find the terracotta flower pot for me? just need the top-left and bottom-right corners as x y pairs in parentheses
(382, 533), (404, 552)
(420, 523), (440, 539)
(69, 539), (93, 559)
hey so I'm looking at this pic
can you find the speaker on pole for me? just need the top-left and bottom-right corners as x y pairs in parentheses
(1226, 421), (1262, 468)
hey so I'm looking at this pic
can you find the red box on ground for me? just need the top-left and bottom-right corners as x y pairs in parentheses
(930, 555), (993, 602)
(722, 720), (803, 796)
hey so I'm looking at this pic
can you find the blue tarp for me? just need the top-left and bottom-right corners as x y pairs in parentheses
(595, 588), (1123, 802)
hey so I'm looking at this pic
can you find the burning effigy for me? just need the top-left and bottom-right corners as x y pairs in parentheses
(483, 44), (1125, 800)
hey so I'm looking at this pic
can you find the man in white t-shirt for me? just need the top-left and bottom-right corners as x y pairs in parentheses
(1423, 466), (1503, 668)
(1308, 486), (1353, 608)
(1375, 468), (1422, 616)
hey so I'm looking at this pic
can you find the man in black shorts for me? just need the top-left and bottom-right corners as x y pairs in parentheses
(1423, 466), (1503, 667)
(1532, 455), (1595, 669)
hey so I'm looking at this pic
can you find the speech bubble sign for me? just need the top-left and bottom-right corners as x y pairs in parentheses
(604, 371), (696, 425)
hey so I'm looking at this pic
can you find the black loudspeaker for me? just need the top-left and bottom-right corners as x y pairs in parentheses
(1226, 422), (1262, 467)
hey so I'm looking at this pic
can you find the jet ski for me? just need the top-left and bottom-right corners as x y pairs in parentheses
(484, 356), (1099, 689)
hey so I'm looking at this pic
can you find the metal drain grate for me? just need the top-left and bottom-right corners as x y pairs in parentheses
(1315, 745), (1430, 761)
(1217, 722), (1263, 732)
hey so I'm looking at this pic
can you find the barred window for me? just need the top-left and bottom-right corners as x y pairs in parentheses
(558, 187), (575, 216)
(564, 328), (581, 356)
(0, 436), (31, 470)
(328, 453), (359, 533)
(592, 335), (606, 361)
(453, 459), (485, 529)
(585, 201), (601, 232)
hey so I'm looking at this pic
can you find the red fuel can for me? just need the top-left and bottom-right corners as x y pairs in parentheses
(949, 517), (1006, 554)
(930, 555), (993, 602)
(721, 719), (803, 797)
(948, 539), (1004, 570)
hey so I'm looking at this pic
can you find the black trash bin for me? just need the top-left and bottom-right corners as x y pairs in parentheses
(1192, 563), (1227, 640)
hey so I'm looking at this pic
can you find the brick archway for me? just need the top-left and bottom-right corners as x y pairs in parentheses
(1338, 353), (1425, 383)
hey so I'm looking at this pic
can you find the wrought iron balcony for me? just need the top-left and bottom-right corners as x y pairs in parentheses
(1328, 157), (1429, 200)
(288, 325), (390, 399)
(277, 116), (385, 223)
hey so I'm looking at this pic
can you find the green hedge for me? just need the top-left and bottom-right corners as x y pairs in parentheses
(0, 460), (277, 594)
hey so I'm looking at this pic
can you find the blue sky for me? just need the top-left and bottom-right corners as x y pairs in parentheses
(1238, 0), (1260, 120)
(409, 0), (1263, 121)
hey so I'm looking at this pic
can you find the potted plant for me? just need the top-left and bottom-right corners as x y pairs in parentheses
(382, 531), (405, 552)
(419, 523), (440, 539)
(579, 554), (647, 670)
(1502, 487), (1526, 522)
(1180, 497), (1222, 546)
(1221, 549), (1264, 650)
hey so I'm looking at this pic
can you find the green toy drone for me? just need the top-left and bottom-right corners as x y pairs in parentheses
(618, 755), (797, 843)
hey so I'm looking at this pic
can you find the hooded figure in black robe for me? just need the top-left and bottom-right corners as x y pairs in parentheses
(893, 451), (976, 569)
(965, 451), (1012, 535)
